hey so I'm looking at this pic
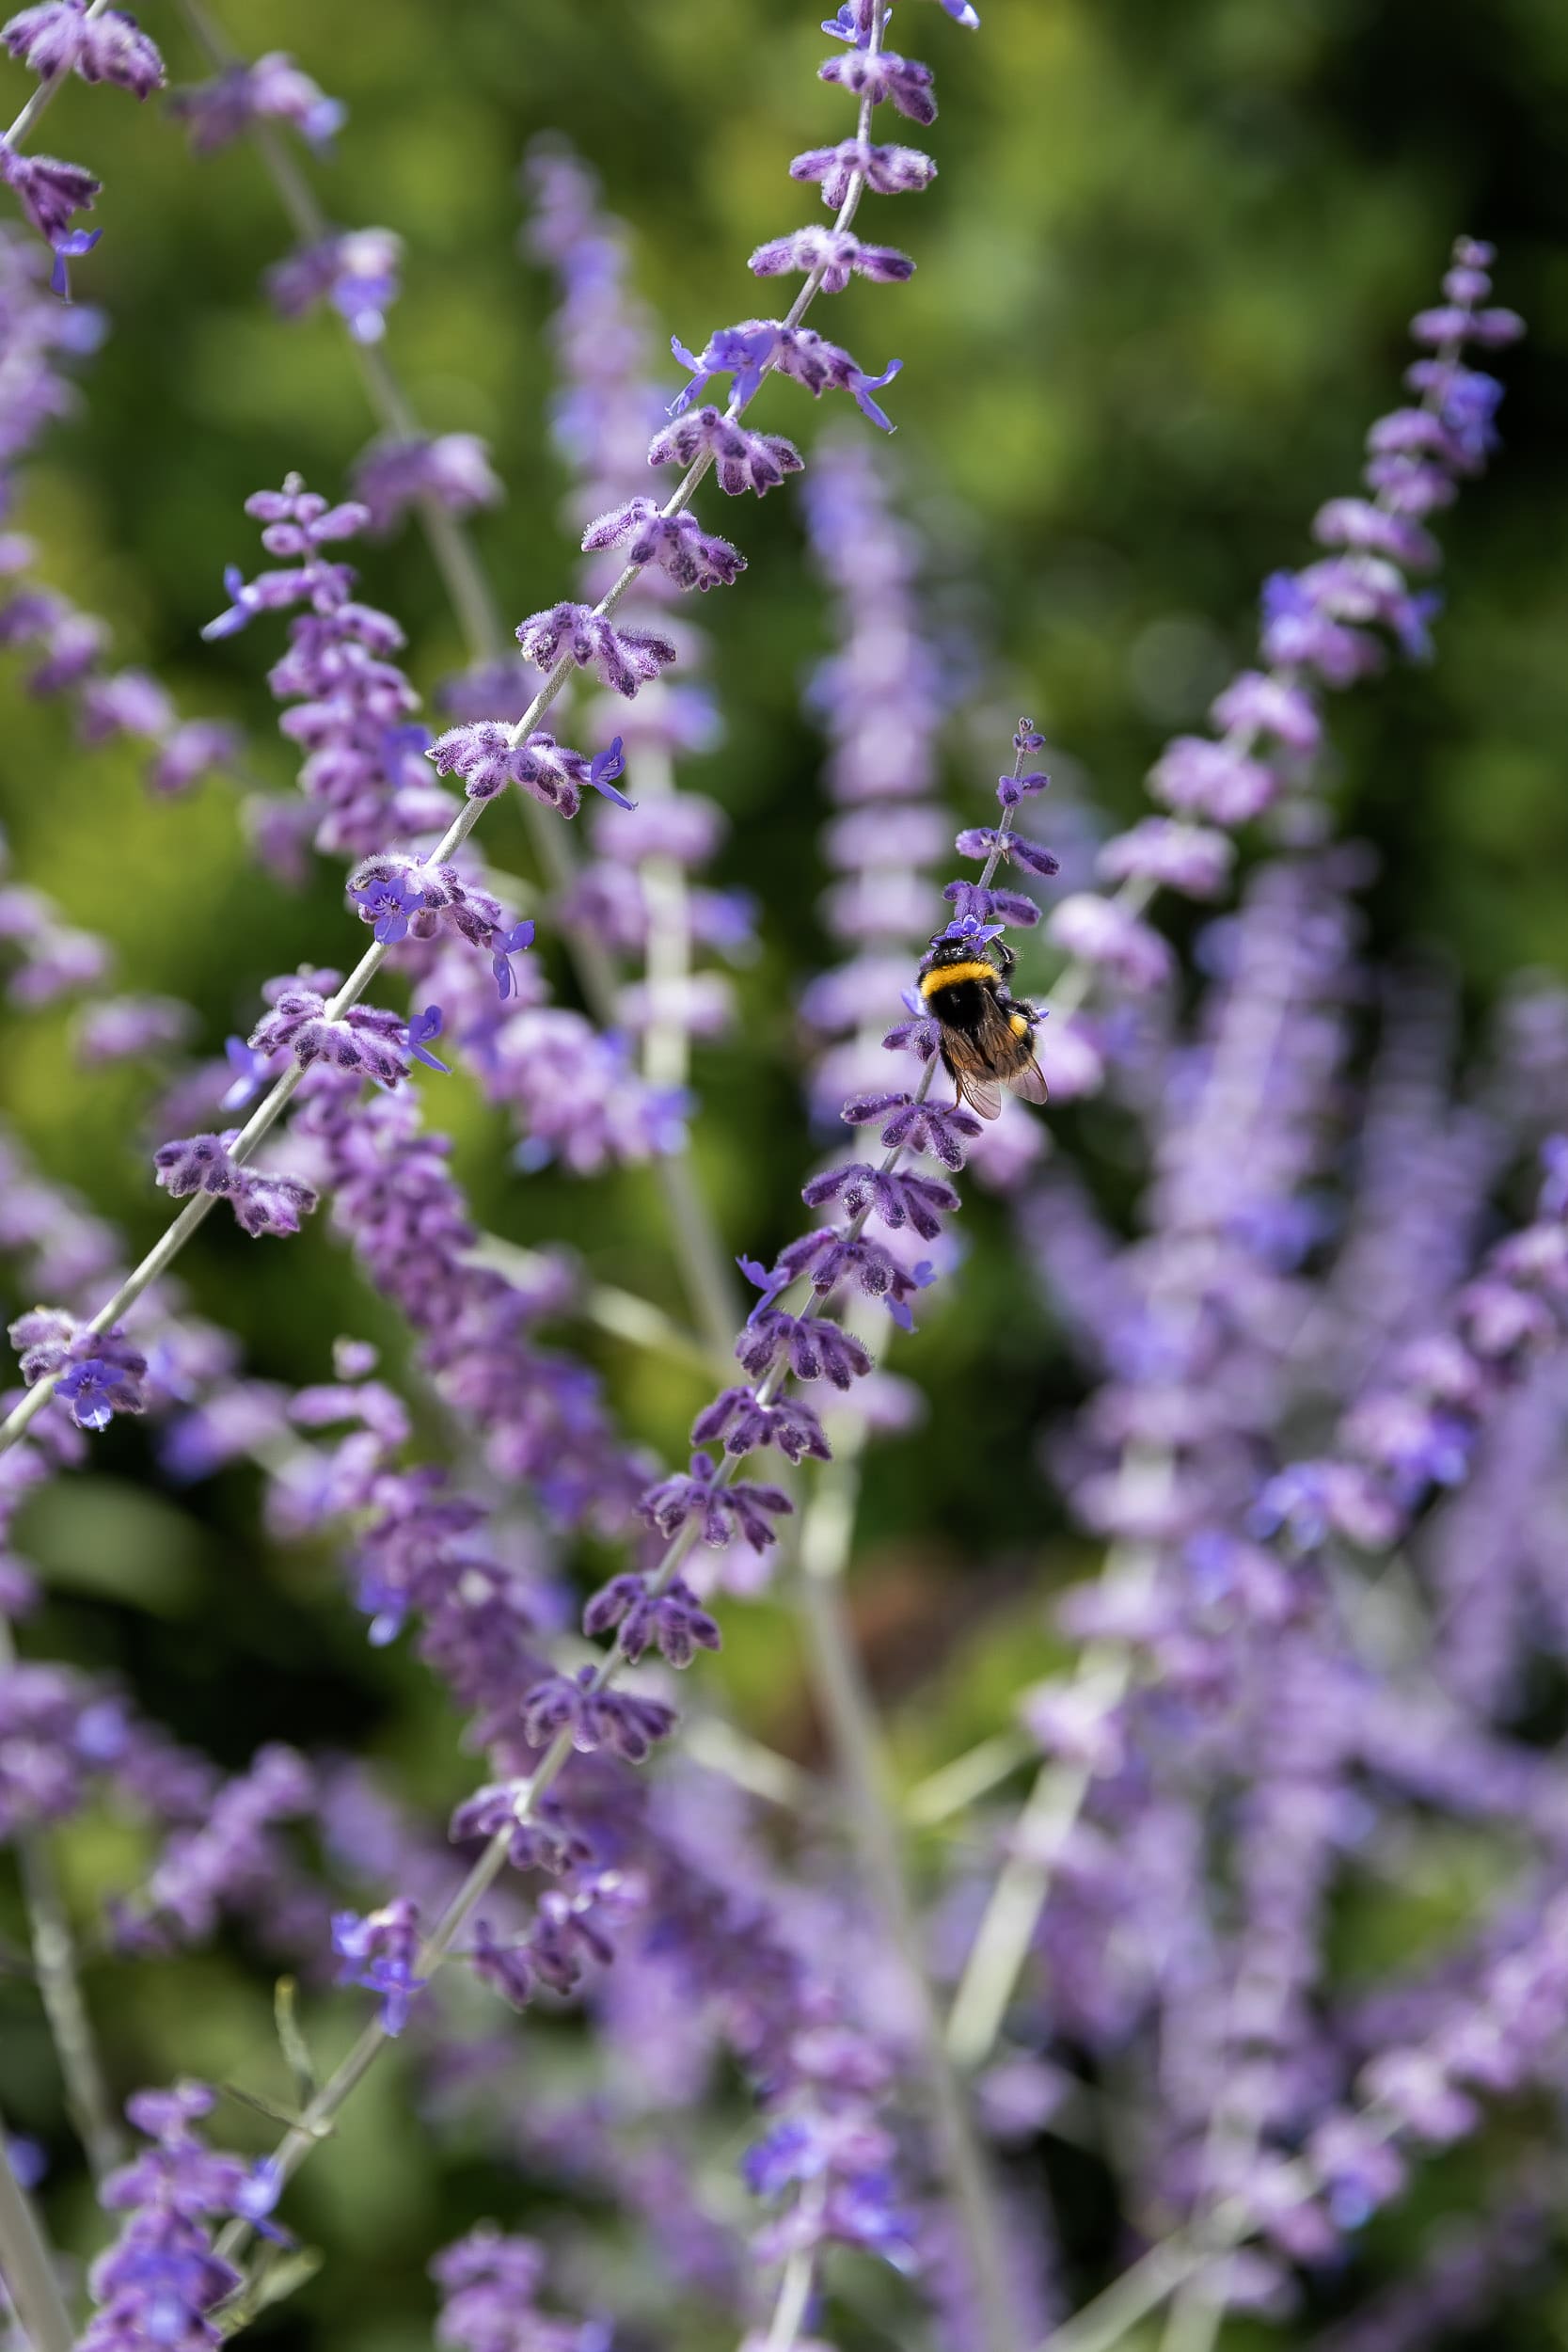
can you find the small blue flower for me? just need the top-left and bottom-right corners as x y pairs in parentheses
(232, 2162), (290, 2243)
(201, 564), (259, 643)
(220, 1035), (268, 1112)
(352, 872), (427, 945)
(939, 912), (1006, 946)
(50, 226), (102, 300)
(849, 358), (903, 432)
(586, 736), (636, 810)
(1541, 1136), (1568, 1219)
(736, 1253), (788, 1321)
(406, 1005), (450, 1073)
(938, 0), (982, 24)
(55, 1358), (119, 1433)
(380, 722), (434, 787)
(490, 920), (536, 1002)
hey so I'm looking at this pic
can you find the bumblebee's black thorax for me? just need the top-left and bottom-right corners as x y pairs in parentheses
(917, 945), (1004, 1033)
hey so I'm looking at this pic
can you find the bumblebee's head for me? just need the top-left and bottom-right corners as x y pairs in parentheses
(919, 926), (1014, 979)
(921, 933), (990, 973)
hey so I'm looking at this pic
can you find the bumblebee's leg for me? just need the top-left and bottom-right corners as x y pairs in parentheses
(993, 938), (1017, 978)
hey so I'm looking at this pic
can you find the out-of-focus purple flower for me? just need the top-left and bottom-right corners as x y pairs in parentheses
(2, 2), (164, 98)
(265, 227), (402, 343)
(72, 993), (192, 1066)
(352, 432), (502, 533)
(432, 2223), (606, 2352)
(332, 1899), (427, 2035)
(80, 2083), (257, 2352)
(169, 51), (342, 151)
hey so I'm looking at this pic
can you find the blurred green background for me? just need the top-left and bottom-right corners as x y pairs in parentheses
(2, 0), (1567, 2344)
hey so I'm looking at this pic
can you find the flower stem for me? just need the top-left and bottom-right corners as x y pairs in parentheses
(1032, 2237), (1208, 2352)
(0, 2111), (73, 2352)
(2, 0), (112, 148)
(0, 1621), (123, 2184)
(792, 1438), (1027, 2352)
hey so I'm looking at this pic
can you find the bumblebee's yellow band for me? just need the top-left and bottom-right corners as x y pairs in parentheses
(919, 961), (996, 998)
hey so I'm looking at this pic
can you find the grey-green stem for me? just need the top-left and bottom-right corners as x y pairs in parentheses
(793, 1439), (1027, 2352)
(0, 2113), (74, 2352)
(0, 1614), (123, 2186)
(3, 0), (113, 147)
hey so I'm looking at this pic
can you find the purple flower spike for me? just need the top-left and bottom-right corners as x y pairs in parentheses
(406, 1005), (450, 1073)
(350, 871), (426, 945)
(587, 736), (636, 809)
(490, 920), (536, 1001)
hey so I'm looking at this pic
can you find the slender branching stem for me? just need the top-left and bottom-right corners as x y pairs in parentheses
(0, 2113), (74, 2352)
(792, 1438), (1027, 2352)
(2, 0), (112, 146)
(0, 1620), (123, 2184)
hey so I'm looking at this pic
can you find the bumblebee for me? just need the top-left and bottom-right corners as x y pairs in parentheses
(916, 932), (1048, 1119)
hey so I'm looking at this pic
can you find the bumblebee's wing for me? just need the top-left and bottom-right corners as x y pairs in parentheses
(1006, 1058), (1049, 1107)
(952, 1065), (1005, 1120)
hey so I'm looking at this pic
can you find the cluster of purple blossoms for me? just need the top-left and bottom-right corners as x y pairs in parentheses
(1035, 238), (1523, 1100)
(82, 2084), (278, 2352)
(431, 2224), (607, 2352)
(200, 477), (451, 863)
(168, 47), (343, 155)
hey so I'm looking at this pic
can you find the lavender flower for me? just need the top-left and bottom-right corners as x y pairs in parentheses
(332, 1898), (427, 2034)
(169, 51), (344, 153)
(2, 3), (164, 98)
